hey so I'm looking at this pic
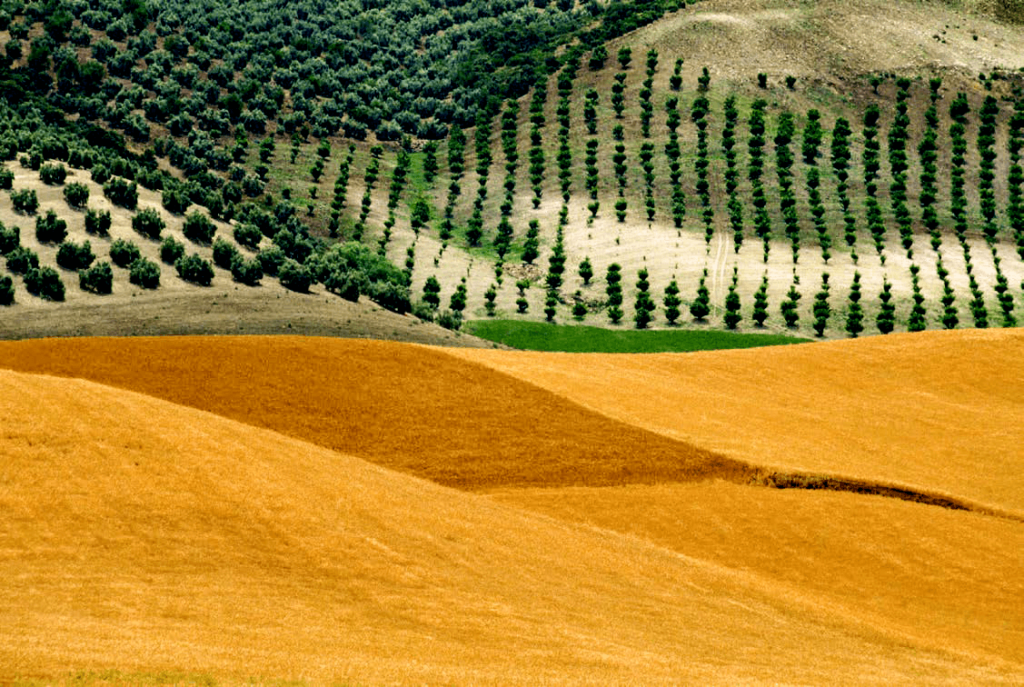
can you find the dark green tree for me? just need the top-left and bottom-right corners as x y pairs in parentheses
(690, 269), (711, 321)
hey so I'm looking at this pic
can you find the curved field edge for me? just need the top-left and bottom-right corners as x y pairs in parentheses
(5, 368), (1010, 684)
(0, 336), (751, 490)
(451, 328), (1024, 513)
(2, 333), (1021, 517)
(464, 319), (809, 352)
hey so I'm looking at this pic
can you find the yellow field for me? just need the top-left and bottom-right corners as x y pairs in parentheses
(2, 331), (1022, 683)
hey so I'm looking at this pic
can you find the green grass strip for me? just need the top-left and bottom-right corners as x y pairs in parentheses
(465, 320), (810, 353)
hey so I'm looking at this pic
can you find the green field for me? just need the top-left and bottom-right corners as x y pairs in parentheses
(466, 320), (809, 353)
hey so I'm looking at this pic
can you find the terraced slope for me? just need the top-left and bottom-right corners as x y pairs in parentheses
(6, 367), (1012, 684)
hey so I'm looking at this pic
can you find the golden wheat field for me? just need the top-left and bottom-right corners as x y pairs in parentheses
(2, 331), (1023, 684)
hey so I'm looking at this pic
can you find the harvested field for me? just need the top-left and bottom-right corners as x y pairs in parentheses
(2, 330), (1023, 683)
(6, 367), (1017, 683)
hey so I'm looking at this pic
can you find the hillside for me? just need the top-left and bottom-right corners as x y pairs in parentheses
(3, 333), (1024, 682)
(7, 365), (1018, 683)
(2, 0), (1024, 343)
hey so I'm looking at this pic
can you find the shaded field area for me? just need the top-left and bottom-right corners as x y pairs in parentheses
(0, 337), (747, 490)
(464, 319), (808, 352)
(3, 331), (1024, 683)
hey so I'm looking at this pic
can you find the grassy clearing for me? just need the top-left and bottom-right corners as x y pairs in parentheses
(465, 319), (809, 352)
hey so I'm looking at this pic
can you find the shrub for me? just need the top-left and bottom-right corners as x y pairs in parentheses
(63, 181), (89, 207)
(233, 223), (262, 250)
(0, 222), (19, 254)
(56, 240), (95, 270)
(278, 258), (312, 293)
(230, 254), (263, 285)
(84, 208), (111, 235)
(161, 187), (191, 214)
(35, 210), (68, 243)
(159, 235), (185, 264)
(90, 163), (110, 184)
(175, 253), (214, 286)
(109, 238), (141, 268)
(131, 207), (165, 239)
(6, 246), (39, 274)
(103, 177), (138, 209)
(0, 274), (13, 305)
(24, 266), (65, 301)
(436, 309), (462, 331)
(79, 260), (113, 294)
(11, 188), (38, 214)
(212, 237), (239, 269)
(256, 244), (286, 276)
(182, 210), (216, 244)
(311, 242), (410, 311)
(39, 162), (67, 185)
(0, 168), (13, 189)
(129, 257), (160, 289)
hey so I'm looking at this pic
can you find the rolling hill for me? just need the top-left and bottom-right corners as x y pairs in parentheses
(1, 330), (1022, 682)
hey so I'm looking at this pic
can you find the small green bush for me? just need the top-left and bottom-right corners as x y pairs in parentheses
(278, 258), (312, 293)
(39, 162), (67, 185)
(79, 260), (113, 294)
(232, 223), (262, 250)
(256, 245), (286, 276)
(11, 188), (38, 214)
(0, 274), (14, 305)
(103, 177), (138, 209)
(35, 210), (68, 243)
(56, 239), (95, 270)
(84, 208), (111, 235)
(129, 257), (160, 289)
(0, 168), (14, 189)
(109, 238), (141, 268)
(182, 210), (215, 243)
(159, 235), (185, 264)
(90, 163), (110, 184)
(212, 237), (239, 269)
(175, 253), (214, 286)
(63, 181), (89, 207)
(132, 207), (165, 239)
(0, 222), (19, 254)
(230, 254), (263, 286)
(161, 187), (191, 214)
(24, 266), (65, 301)
(6, 246), (38, 274)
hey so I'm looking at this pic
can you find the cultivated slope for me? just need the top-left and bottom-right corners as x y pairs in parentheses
(0, 167), (486, 347)
(5, 368), (1008, 684)
(452, 328), (1024, 513)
